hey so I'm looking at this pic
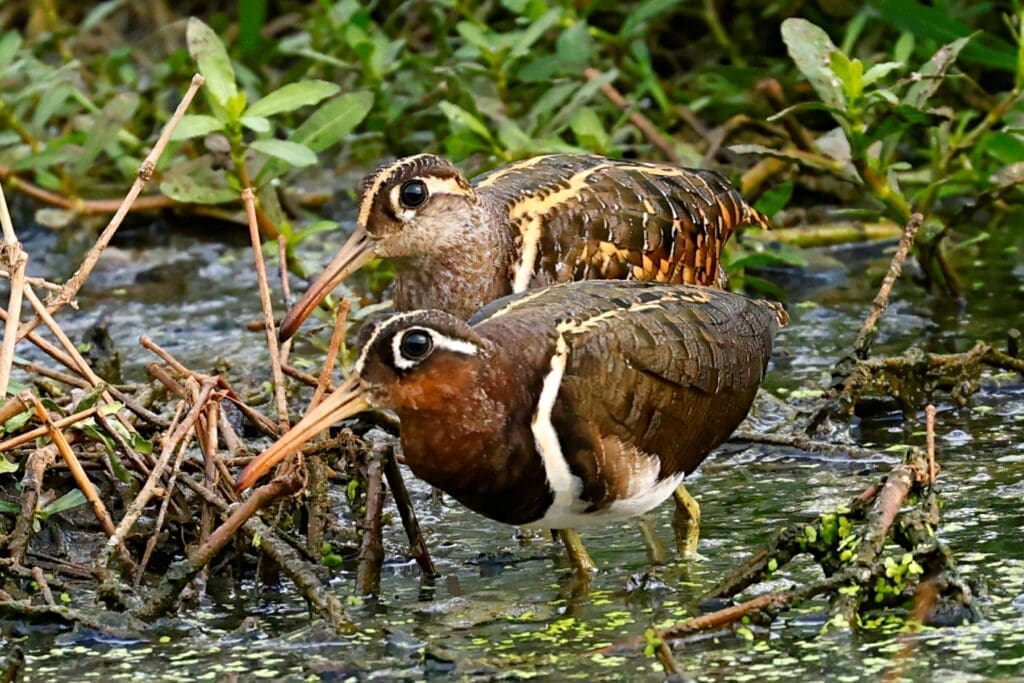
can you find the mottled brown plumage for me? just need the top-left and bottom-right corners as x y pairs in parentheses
(278, 154), (768, 340)
(239, 282), (786, 529)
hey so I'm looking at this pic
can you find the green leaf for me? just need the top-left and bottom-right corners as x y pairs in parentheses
(250, 139), (317, 167)
(570, 107), (610, 153)
(620, 0), (683, 39)
(72, 92), (139, 175)
(246, 80), (341, 118)
(781, 18), (845, 109)
(294, 91), (373, 153)
(0, 31), (22, 70)
(2, 409), (31, 433)
(754, 181), (793, 217)
(508, 8), (561, 61)
(170, 114), (224, 141)
(187, 17), (238, 107)
(99, 402), (124, 416)
(731, 143), (862, 183)
(160, 159), (238, 205)
(240, 115), (271, 133)
(867, 0), (1015, 72)
(542, 68), (618, 136)
(0, 456), (19, 474)
(862, 61), (902, 87)
(38, 489), (88, 519)
(0, 501), (19, 515)
(830, 51), (864, 102)
(439, 102), (495, 143)
(904, 36), (971, 109)
(82, 0), (126, 31)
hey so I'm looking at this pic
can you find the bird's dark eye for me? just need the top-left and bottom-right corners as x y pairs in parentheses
(399, 330), (433, 361)
(399, 179), (428, 209)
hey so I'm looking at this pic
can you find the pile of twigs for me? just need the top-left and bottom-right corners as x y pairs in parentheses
(615, 406), (979, 676)
(0, 76), (434, 636)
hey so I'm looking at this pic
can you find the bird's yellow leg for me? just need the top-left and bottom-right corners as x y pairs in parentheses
(558, 528), (597, 573)
(672, 484), (701, 556)
(636, 515), (668, 565)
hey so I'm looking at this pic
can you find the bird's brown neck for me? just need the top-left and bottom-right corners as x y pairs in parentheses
(394, 328), (556, 525)
(392, 199), (514, 320)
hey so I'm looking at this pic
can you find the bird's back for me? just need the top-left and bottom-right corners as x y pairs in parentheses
(472, 281), (785, 525)
(474, 155), (768, 293)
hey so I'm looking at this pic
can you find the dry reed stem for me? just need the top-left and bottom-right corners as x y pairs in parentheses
(583, 68), (681, 163)
(356, 444), (386, 596)
(135, 424), (191, 586)
(277, 234), (293, 368)
(97, 379), (216, 570)
(21, 285), (156, 434)
(6, 444), (58, 565)
(31, 566), (56, 607)
(243, 188), (290, 433)
(140, 335), (279, 437)
(200, 401), (220, 546)
(926, 404), (937, 484)
(17, 74), (205, 341)
(14, 360), (91, 389)
(383, 451), (438, 577)
(0, 405), (99, 453)
(0, 179), (27, 398)
(852, 213), (924, 360)
(0, 268), (62, 292)
(29, 396), (135, 575)
(0, 307), (161, 426)
(311, 299), (350, 410)
(0, 392), (31, 427)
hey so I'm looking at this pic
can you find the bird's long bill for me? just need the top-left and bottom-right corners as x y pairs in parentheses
(278, 226), (376, 342)
(234, 375), (370, 493)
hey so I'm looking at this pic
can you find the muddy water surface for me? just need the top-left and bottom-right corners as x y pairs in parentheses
(9, 213), (1024, 681)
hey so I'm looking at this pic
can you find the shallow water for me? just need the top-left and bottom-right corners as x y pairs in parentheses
(6, 209), (1024, 681)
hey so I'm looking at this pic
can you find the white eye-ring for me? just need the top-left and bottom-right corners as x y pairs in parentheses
(390, 327), (480, 370)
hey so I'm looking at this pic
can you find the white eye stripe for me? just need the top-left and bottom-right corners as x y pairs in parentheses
(388, 175), (473, 220)
(391, 327), (479, 370)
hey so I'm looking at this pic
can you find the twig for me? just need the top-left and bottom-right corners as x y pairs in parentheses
(925, 405), (937, 484)
(583, 68), (681, 163)
(312, 299), (350, 408)
(0, 173), (177, 215)
(6, 444), (58, 565)
(0, 268), (63, 293)
(0, 179), (27, 398)
(14, 360), (91, 389)
(277, 234), (293, 368)
(97, 379), (215, 571)
(305, 300), (350, 556)
(383, 451), (437, 577)
(852, 213), (924, 360)
(29, 396), (135, 577)
(356, 443), (386, 596)
(140, 335), (273, 433)
(243, 188), (290, 433)
(135, 424), (191, 586)
(136, 474), (302, 620)
(730, 430), (890, 461)
(0, 405), (99, 453)
(17, 74), (204, 340)
(0, 392), (31, 428)
(200, 401), (219, 547)
(21, 286), (159, 434)
(31, 566), (55, 607)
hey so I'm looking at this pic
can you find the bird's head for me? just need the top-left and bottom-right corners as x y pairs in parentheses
(278, 155), (479, 341)
(235, 310), (490, 492)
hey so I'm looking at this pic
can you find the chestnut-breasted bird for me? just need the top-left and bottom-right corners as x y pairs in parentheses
(277, 153), (768, 341)
(237, 282), (787, 568)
